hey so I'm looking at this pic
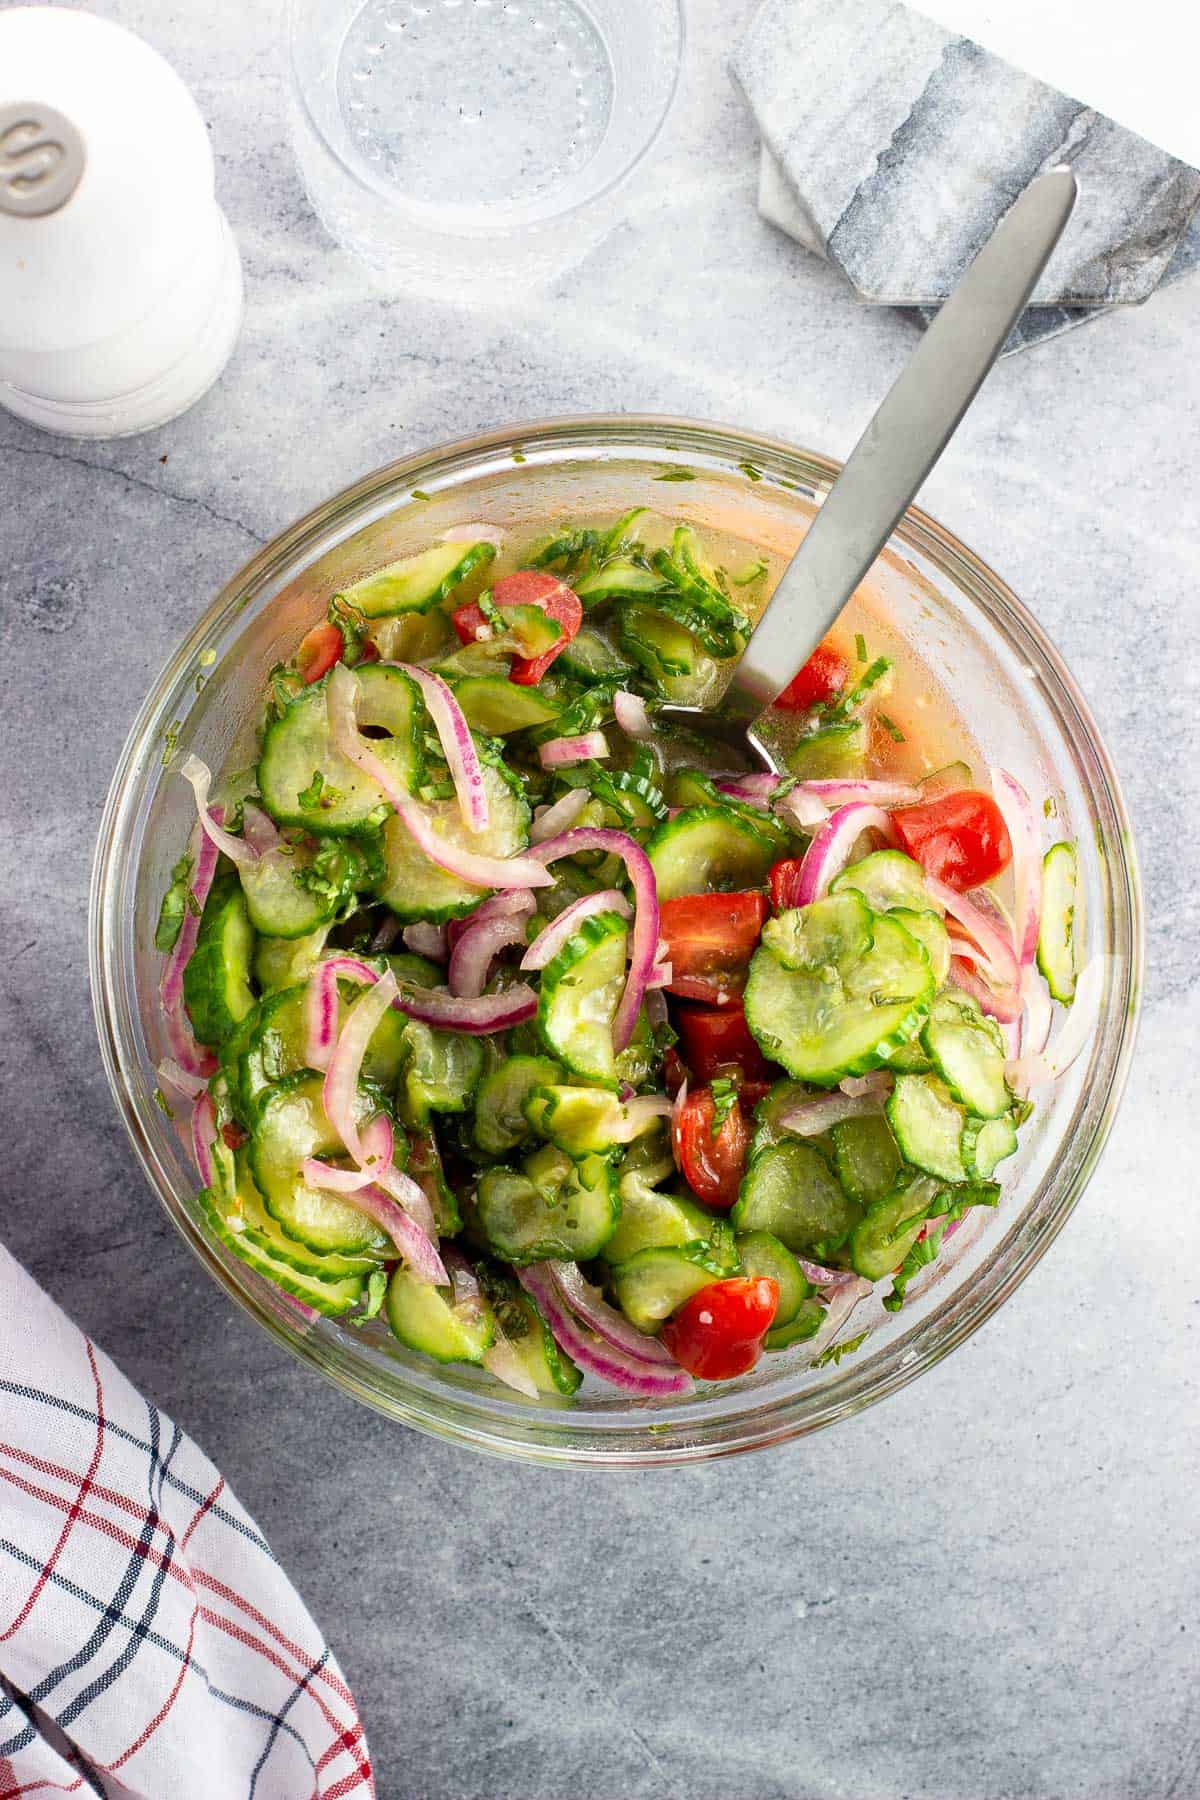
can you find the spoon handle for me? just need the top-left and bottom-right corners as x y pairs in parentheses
(735, 166), (1078, 727)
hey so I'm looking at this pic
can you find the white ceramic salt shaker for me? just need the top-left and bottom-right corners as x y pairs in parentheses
(0, 7), (243, 438)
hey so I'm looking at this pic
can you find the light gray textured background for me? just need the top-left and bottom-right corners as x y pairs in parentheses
(2, 3), (1197, 1796)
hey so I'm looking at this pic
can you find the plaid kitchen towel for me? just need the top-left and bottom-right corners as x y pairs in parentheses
(0, 1240), (374, 1799)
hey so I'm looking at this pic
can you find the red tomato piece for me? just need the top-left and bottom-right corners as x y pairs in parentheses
(673, 1086), (751, 1210)
(296, 621), (344, 684)
(659, 892), (768, 1003)
(660, 1276), (780, 1380)
(452, 570), (583, 686)
(673, 1002), (773, 1084)
(772, 641), (848, 713)
(768, 857), (808, 913)
(892, 790), (1013, 891)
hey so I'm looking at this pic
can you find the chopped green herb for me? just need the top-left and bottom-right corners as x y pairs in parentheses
(193, 672), (208, 695)
(738, 461), (763, 482)
(512, 449), (527, 464)
(353, 1269), (388, 1324)
(411, 488), (431, 502)
(152, 1086), (174, 1120)
(855, 632), (868, 663)
(297, 769), (325, 810)
(185, 890), (203, 919)
(1044, 796), (1058, 819)
(476, 590), (505, 631)
(878, 712), (906, 744)
(710, 1076), (738, 1136)
(730, 558), (768, 587)
(199, 647), (217, 668)
(813, 1330), (870, 1368)
(328, 593), (370, 664)
(161, 720), (181, 767)
(154, 851), (194, 952)
(653, 468), (696, 483)
(826, 655), (892, 719)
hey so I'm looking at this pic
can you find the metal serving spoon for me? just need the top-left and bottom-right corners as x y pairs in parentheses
(661, 166), (1079, 769)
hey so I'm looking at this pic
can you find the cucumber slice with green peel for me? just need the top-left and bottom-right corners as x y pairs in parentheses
(921, 991), (1010, 1120)
(200, 1186), (367, 1318)
(1038, 841), (1079, 1003)
(253, 924), (331, 993)
(832, 850), (937, 916)
(258, 665), (423, 835)
(397, 1021), (484, 1127)
(662, 769), (794, 847)
(472, 1054), (563, 1157)
(385, 1266), (496, 1363)
(481, 1269), (583, 1396)
(225, 1150), (385, 1280)
(882, 1036), (934, 1074)
(601, 1182), (737, 1268)
(535, 910), (628, 1087)
(238, 837), (364, 940)
(749, 1080), (813, 1160)
(918, 760), (973, 800)
(617, 604), (722, 708)
(576, 557), (665, 604)
(368, 607), (455, 666)
(890, 908), (951, 986)
(340, 541), (496, 618)
(765, 1303), (826, 1350)
(374, 758), (531, 924)
(576, 766), (669, 830)
(609, 1244), (728, 1333)
(744, 909), (933, 1085)
(850, 1176), (942, 1281)
(183, 873), (256, 1048)
(406, 1125), (461, 1235)
(785, 722), (866, 780)
(962, 1113), (1018, 1181)
(237, 975), (408, 1121)
(646, 806), (778, 901)
(731, 1140), (862, 1256)
(557, 627), (633, 682)
(449, 675), (561, 735)
(762, 891), (874, 971)
(250, 1074), (393, 1257)
(475, 1146), (619, 1263)
(831, 1113), (905, 1207)
(886, 1074), (968, 1184)
(523, 1084), (663, 1157)
(735, 1230), (812, 1327)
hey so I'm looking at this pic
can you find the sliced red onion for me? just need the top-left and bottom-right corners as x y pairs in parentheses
(327, 664), (552, 891)
(447, 889), (536, 951)
(613, 691), (652, 738)
(157, 1057), (208, 1101)
(796, 1257), (859, 1291)
(839, 1072), (893, 1100)
(714, 773), (781, 810)
(794, 803), (898, 904)
(1021, 965), (1053, 1057)
(393, 981), (537, 1034)
(928, 877), (1020, 990)
(804, 779), (924, 808)
(483, 1325), (540, 1400)
(241, 802), (282, 856)
(549, 1262), (680, 1366)
(402, 921), (449, 961)
(530, 786), (589, 843)
(529, 828), (659, 1053)
(775, 786), (830, 833)
(305, 960), (339, 1072)
(538, 731), (610, 770)
(517, 1266), (692, 1396)
(1008, 955), (1106, 1089)
(323, 969), (399, 1163)
(370, 914), (402, 953)
(331, 1178), (446, 1285)
(991, 768), (1042, 970)
(397, 662), (490, 834)
(191, 1091), (218, 1189)
(949, 958), (1022, 1024)
(781, 1090), (888, 1136)
(179, 756), (258, 870)
(159, 819), (220, 1078)
(448, 912), (529, 998)
(520, 888), (631, 971)
(810, 1275), (873, 1355)
(440, 521), (505, 546)
(645, 961), (673, 990)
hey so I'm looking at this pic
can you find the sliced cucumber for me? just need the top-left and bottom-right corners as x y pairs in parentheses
(617, 604), (721, 708)
(731, 1140), (861, 1256)
(764, 1303), (825, 1350)
(609, 1244), (727, 1333)
(645, 805), (777, 901)
(405, 1125), (461, 1235)
(831, 1113), (905, 1206)
(832, 850), (936, 916)
(849, 1176), (941, 1282)
(785, 722), (866, 780)
(735, 1230), (812, 1328)
(258, 665), (423, 834)
(576, 557), (665, 604)
(250, 1074), (392, 1256)
(183, 873), (256, 1048)
(238, 837), (362, 940)
(237, 974), (407, 1120)
(1038, 840), (1079, 1003)
(536, 910), (628, 1087)
(890, 908), (951, 986)
(483, 1271), (582, 1395)
(253, 924), (331, 993)
(450, 675), (561, 735)
(224, 1149), (383, 1279)
(962, 1113), (1018, 1181)
(601, 1180), (737, 1269)
(374, 758), (531, 924)
(744, 909), (933, 1084)
(921, 991), (1009, 1120)
(397, 1021), (483, 1127)
(472, 1054), (563, 1157)
(475, 1146), (619, 1263)
(385, 1265), (496, 1363)
(340, 541), (496, 617)
(886, 1073), (968, 1184)
(557, 627), (633, 682)
(761, 891), (874, 971)
(524, 1085), (661, 1157)
(201, 1185), (366, 1318)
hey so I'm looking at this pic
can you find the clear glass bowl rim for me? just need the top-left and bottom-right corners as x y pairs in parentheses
(89, 414), (1144, 1467)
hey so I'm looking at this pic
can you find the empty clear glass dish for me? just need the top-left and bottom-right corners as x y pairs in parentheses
(288, 0), (684, 292)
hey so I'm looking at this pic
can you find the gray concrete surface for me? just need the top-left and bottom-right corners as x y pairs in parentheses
(2, 2), (1197, 1795)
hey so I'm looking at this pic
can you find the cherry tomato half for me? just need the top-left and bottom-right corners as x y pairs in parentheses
(452, 570), (582, 686)
(296, 621), (344, 685)
(660, 1276), (780, 1380)
(673, 1002), (773, 1085)
(673, 1085), (751, 1210)
(659, 891), (768, 1004)
(892, 789), (1012, 891)
(768, 857), (808, 913)
(772, 642), (848, 714)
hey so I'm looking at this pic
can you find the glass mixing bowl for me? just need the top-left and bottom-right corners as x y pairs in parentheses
(90, 417), (1142, 1465)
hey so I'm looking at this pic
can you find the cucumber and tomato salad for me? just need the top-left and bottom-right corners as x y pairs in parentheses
(157, 504), (1084, 1398)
